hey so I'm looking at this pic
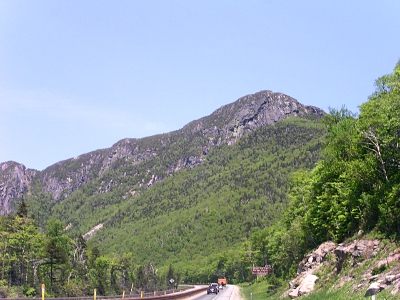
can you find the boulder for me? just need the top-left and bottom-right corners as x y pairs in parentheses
(364, 282), (382, 297)
(298, 275), (319, 295)
(289, 275), (319, 298)
(297, 241), (336, 274)
(335, 239), (380, 272)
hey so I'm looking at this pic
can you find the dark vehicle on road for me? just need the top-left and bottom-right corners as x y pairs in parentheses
(207, 283), (219, 294)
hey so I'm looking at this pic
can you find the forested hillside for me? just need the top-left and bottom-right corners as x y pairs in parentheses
(47, 116), (325, 268)
(1, 60), (398, 299)
(0, 110), (326, 298)
(285, 60), (400, 244)
(245, 61), (400, 297)
(1, 90), (323, 225)
(0, 88), (329, 297)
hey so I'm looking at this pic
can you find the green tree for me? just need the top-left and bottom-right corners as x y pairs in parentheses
(300, 107), (370, 243)
(16, 198), (29, 218)
(358, 60), (400, 236)
(359, 60), (400, 180)
(89, 256), (110, 296)
(88, 245), (101, 269)
(4, 205), (42, 290)
(135, 265), (146, 292)
(289, 60), (400, 246)
(166, 263), (174, 288)
(43, 220), (72, 294)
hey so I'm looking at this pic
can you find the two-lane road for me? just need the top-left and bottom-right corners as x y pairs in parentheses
(187, 285), (243, 300)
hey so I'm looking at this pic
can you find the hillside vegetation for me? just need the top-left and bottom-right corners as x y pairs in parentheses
(38, 116), (325, 275)
(0, 61), (398, 299)
(241, 60), (400, 299)
(0, 90), (326, 297)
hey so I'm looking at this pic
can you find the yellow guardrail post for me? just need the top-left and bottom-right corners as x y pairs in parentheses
(41, 284), (45, 300)
(94, 289), (97, 300)
(154, 291), (156, 296)
(140, 291), (143, 298)
(122, 290), (125, 299)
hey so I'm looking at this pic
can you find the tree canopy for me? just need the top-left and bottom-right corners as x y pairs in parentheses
(248, 60), (400, 282)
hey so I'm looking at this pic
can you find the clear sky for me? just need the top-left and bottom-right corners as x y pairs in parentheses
(1, 1), (399, 171)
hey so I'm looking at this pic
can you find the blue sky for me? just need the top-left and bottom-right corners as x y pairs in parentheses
(1, 1), (400, 171)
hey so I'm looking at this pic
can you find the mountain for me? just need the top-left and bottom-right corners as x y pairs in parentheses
(0, 90), (326, 267)
(0, 161), (37, 214)
(1, 91), (323, 209)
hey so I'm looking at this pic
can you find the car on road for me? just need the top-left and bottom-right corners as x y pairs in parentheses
(207, 283), (219, 294)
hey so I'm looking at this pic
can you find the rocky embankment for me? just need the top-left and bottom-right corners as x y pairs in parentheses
(285, 238), (400, 298)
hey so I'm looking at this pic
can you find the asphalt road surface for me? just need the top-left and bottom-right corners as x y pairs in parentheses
(185, 285), (243, 300)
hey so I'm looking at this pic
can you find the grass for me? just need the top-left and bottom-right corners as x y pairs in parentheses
(240, 237), (400, 300)
(241, 280), (399, 300)
(239, 279), (288, 300)
(299, 280), (399, 300)
(299, 287), (398, 300)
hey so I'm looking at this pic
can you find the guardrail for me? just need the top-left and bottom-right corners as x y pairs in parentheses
(8, 286), (208, 300)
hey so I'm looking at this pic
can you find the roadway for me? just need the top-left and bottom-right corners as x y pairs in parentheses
(184, 285), (243, 300)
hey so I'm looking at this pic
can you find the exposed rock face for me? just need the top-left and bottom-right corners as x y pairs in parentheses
(83, 224), (103, 240)
(0, 161), (36, 214)
(182, 90), (324, 147)
(286, 239), (400, 298)
(334, 239), (380, 272)
(0, 90), (325, 214)
(289, 274), (319, 298)
(365, 282), (382, 297)
(363, 274), (400, 296)
(297, 241), (336, 274)
(37, 150), (108, 201)
(296, 240), (381, 278)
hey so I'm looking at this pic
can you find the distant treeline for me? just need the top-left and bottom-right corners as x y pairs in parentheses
(0, 202), (181, 298)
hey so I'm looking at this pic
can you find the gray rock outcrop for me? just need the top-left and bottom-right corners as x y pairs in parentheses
(0, 90), (325, 214)
(0, 161), (36, 214)
(365, 282), (382, 297)
(289, 274), (319, 299)
(335, 239), (380, 272)
(287, 239), (400, 298)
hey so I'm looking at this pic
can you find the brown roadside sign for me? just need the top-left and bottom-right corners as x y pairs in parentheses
(252, 265), (273, 275)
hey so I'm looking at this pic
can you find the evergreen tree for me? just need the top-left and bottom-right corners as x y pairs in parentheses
(16, 198), (29, 218)
(43, 220), (72, 293)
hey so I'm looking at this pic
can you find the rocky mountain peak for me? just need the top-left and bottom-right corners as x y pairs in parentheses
(0, 90), (325, 214)
(0, 161), (36, 214)
(183, 90), (324, 145)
